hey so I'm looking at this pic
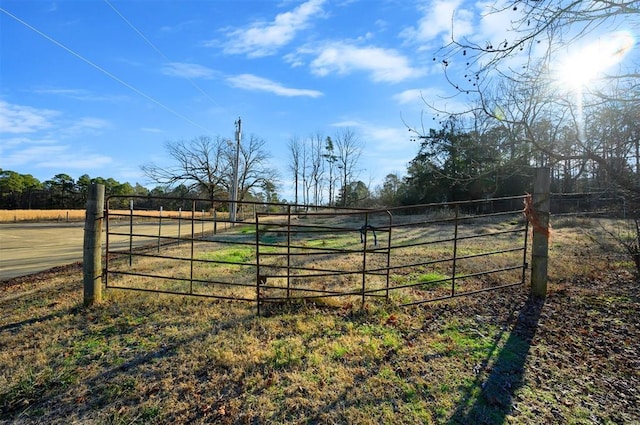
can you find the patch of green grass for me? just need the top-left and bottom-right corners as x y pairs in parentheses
(197, 247), (254, 264)
(417, 271), (450, 288)
(330, 342), (350, 360)
(270, 337), (306, 369)
(304, 236), (352, 249)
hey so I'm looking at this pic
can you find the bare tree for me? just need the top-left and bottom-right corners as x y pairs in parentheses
(287, 136), (303, 206)
(302, 139), (312, 207)
(228, 134), (279, 203)
(309, 132), (325, 206)
(141, 134), (278, 204)
(436, 1), (639, 99)
(141, 136), (227, 201)
(334, 128), (363, 206)
(423, 0), (639, 196)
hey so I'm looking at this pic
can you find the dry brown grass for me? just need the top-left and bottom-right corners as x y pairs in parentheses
(0, 209), (224, 223)
(0, 218), (638, 424)
(0, 209), (86, 222)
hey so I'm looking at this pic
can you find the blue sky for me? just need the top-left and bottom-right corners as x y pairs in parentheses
(1, 0), (637, 200)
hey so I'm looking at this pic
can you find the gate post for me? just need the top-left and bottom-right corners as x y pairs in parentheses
(531, 167), (550, 298)
(83, 183), (105, 306)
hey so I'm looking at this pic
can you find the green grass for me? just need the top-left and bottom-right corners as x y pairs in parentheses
(417, 271), (450, 286)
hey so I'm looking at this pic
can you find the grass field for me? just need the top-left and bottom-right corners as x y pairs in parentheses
(0, 218), (638, 424)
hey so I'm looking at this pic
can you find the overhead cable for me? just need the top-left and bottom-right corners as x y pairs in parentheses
(0, 6), (213, 134)
(103, 0), (224, 111)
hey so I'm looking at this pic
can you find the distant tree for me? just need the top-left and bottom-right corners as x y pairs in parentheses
(323, 137), (339, 206)
(142, 134), (278, 207)
(45, 174), (75, 208)
(402, 151), (448, 205)
(232, 134), (280, 205)
(20, 174), (42, 209)
(308, 132), (325, 206)
(142, 136), (228, 202)
(338, 180), (370, 207)
(287, 136), (303, 206)
(334, 128), (363, 207)
(261, 180), (279, 205)
(133, 183), (149, 197)
(375, 173), (403, 207)
(0, 170), (26, 208)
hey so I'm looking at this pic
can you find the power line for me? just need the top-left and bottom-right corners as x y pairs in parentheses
(0, 6), (213, 134)
(103, 0), (225, 111)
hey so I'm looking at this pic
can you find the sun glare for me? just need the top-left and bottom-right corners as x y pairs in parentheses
(556, 31), (635, 89)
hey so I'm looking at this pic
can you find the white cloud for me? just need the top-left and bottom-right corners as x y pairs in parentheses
(0, 100), (58, 134)
(393, 89), (426, 105)
(162, 62), (217, 79)
(0, 101), (114, 173)
(65, 117), (110, 136)
(219, 0), (326, 57)
(329, 119), (416, 181)
(310, 42), (424, 83)
(36, 152), (113, 169)
(227, 74), (323, 98)
(400, 0), (474, 45)
(0, 137), (112, 169)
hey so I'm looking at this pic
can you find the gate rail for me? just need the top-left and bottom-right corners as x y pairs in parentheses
(103, 195), (529, 313)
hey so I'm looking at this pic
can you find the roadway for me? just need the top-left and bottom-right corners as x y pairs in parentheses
(0, 221), (187, 281)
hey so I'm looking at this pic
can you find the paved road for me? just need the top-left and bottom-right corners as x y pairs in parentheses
(0, 221), (186, 281)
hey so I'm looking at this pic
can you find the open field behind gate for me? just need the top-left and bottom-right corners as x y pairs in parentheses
(105, 196), (529, 312)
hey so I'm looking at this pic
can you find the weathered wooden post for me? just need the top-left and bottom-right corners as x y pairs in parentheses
(83, 183), (105, 306)
(531, 167), (550, 297)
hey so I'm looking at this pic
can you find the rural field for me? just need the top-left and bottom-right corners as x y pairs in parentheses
(0, 217), (638, 424)
(0, 209), (211, 223)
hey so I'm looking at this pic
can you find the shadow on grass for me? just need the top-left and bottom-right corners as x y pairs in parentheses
(0, 305), (83, 333)
(1, 299), (256, 422)
(451, 293), (545, 424)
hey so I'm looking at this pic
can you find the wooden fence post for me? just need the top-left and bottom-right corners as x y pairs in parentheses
(531, 167), (550, 297)
(83, 183), (105, 306)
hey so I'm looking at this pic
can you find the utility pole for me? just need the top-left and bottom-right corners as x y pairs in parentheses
(230, 117), (241, 223)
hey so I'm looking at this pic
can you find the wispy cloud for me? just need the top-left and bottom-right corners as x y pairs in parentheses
(160, 19), (200, 34)
(400, 0), (474, 45)
(0, 137), (112, 170)
(32, 87), (128, 102)
(64, 117), (110, 137)
(161, 62), (217, 79)
(227, 74), (323, 98)
(310, 42), (424, 83)
(0, 100), (113, 172)
(217, 0), (326, 58)
(393, 88), (426, 105)
(0, 100), (58, 134)
(329, 118), (415, 180)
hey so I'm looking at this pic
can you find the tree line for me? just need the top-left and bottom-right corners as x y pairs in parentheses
(0, 170), (172, 210)
(3, 89), (637, 211)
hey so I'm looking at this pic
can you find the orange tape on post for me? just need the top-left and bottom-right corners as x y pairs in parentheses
(523, 193), (551, 239)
